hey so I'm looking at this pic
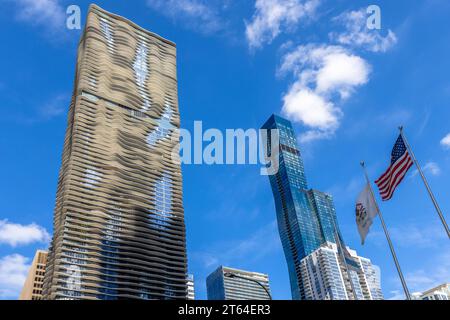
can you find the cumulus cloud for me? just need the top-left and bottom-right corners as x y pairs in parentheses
(389, 250), (450, 299)
(422, 162), (441, 176)
(330, 8), (397, 53)
(279, 44), (370, 142)
(391, 224), (446, 248)
(193, 220), (280, 269)
(388, 290), (406, 300)
(38, 93), (69, 120)
(0, 254), (30, 299)
(283, 86), (339, 130)
(146, 0), (226, 34)
(411, 161), (441, 178)
(441, 133), (450, 149)
(245, 0), (320, 50)
(368, 224), (447, 250)
(12, 0), (66, 31)
(0, 220), (50, 247)
(406, 251), (450, 294)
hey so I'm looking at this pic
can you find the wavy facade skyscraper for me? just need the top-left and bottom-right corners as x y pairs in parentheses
(42, 5), (187, 300)
(262, 115), (349, 300)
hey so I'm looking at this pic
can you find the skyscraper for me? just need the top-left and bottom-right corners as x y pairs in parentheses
(206, 266), (271, 300)
(300, 242), (383, 300)
(43, 5), (187, 300)
(19, 250), (48, 300)
(262, 114), (359, 300)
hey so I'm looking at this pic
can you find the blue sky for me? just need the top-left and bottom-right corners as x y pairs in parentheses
(0, 0), (449, 300)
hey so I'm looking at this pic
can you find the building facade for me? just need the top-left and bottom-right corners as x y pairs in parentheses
(261, 114), (381, 300)
(19, 250), (48, 300)
(412, 283), (450, 300)
(42, 5), (188, 300)
(187, 274), (195, 300)
(206, 266), (271, 300)
(300, 242), (383, 300)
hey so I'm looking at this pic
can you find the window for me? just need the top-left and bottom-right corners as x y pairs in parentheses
(100, 17), (114, 51)
(152, 172), (173, 230)
(133, 42), (151, 111)
(147, 104), (174, 146)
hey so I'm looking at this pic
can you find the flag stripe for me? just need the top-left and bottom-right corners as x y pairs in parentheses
(379, 156), (412, 196)
(376, 151), (409, 188)
(383, 159), (413, 200)
(378, 153), (411, 194)
(375, 135), (413, 201)
(378, 159), (412, 200)
(378, 159), (409, 195)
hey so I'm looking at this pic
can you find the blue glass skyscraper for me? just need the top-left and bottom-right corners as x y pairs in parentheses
(262, 115), (343, 300)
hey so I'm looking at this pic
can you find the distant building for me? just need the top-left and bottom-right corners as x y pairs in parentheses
(262, 115), (362, 299)
(261, 115), (385, 300)
(187, 274), (195, 300)
(300, 242), (384, 300)
(206, 266), (271, 300)
(412, 283), (450, 300)
(19, 250), (48, 300)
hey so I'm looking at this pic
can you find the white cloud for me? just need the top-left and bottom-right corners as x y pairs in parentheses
(384, 232), (450, 300)
(390, 224), (446, 248)
(146, 0), (226, 34)
(326, 176), (363, 203)
(441, 133), (450, 149)
(422, 162), (441, 176)
(406, 251), (450, 293)
(193, 220), (281, 269)
(13, 0), (66, 31)
(316, 52), (370, 95)
(279, 44), (370, 142)
(411, 161), (441, 178)
(368, 224), (446, 249)
(14, 93), (69, 124)
(283, 86), (338, 130)
(330, 8), (397, 53)
(245, 0), (320, 50)
(39, 93), (68, 119)
(0, 220), (50, 247)
(0, 254), (30, 299)
(388, 290), (406, 300)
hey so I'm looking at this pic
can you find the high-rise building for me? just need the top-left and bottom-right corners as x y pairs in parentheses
(187, 274), (195, 300)
(261, 114), (381, 300)
(206, 266), (271, 300)
(43, 5), (187, 300)
(360, 255), (384, 300)
(412, 283), (450, 300)
(19, 250), (48, 300)
(300, 242), (383, 300)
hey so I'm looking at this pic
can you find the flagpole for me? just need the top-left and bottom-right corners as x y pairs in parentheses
(331, 218), (359, 300)
(399, 127), (450, 238)
(360, 162), (412, 300)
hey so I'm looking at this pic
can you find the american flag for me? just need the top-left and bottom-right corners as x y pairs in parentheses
(375, 135), (413, 201)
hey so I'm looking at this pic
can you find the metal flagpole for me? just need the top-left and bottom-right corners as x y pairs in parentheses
(399, 127), (450, 239)
(360, 162), (412, 300)
(328, 208), (359, 300)
(332, 226), (359, 300)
